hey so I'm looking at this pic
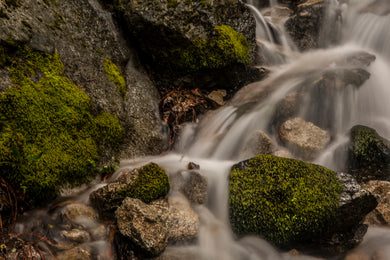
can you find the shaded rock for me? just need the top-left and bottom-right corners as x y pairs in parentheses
(271, 91), (302, 132)
(362, 180), (390, 226)
(285, 0), (326, 50)
(242, 130), (274, 158)
(314, 172), (379, 255)
(89, 163), (170, 218)
(300, 68), (371, 131)
(346, 125), (390, 182)
(167, 196), (199, 243)
(115, 198), (169, 257)
(187, 162), (199, 170)
(266, 51), (374, 134)
(336, 51), (376, 68)
(361, 0), (390, 16)
(113, 0), (261, 90)
(61, 229), (91, 244)
(151, 246), (199, 260)
(60, 202), (98, 223)
(171, 170), (208, 204)
(56, 247), (92, 260)
(279, 117), (330, 160)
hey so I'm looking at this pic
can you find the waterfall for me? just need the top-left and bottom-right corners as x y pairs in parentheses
(14, 1), (390, 259)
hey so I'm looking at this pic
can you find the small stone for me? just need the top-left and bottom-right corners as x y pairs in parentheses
(61, 229), (91, 244)
(279, 117), (330, 160)
(207, 89), (227, 106)
(168, 196), (199, 243)
(115, 198), (169, 257)
(60, 202), (98, 223)
(182, 171), (208, 204)
(56, 247), (92, 260)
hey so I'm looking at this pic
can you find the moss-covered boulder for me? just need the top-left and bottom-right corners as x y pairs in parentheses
(112, 0), (261, 90)
(229, 154), (343, 248)
(0, 0), (170, 206)
(346, 125), (390, 182)
(0, 47), (123, 206)
(89, 163), (170, 218)
(229, 154), (378, 253)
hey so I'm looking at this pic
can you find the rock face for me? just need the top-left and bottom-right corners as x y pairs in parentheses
(362, 180), (390, 226)
(0, 0), (168, 206)
(60, 202), (99, 223)
(89, 163), (170, 218)
(285, 0), (326, 50)
(270, 51), (374, 134)
(0, 0), (168, 159)
(115, 198), (170, 257)
(113, 0), (261, 90)
(171, 170), (208, 204)
(242, 130), (274, 158)
(321, 172), (379, 254)
(167, 195), (199, 243)
(279, 117), (330, 160)
(346, 125), (390, 182)
(228, 155), (377, 254)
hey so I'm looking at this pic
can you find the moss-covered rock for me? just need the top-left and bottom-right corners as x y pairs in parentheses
(346, 125), (390, 182)
(0, 46), (123, 206)
(89, 162), (170, 218)
(114, 0), (260, 90)
(228, 154), (343, 248)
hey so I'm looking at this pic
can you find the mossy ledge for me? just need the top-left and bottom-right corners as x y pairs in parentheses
(154, 24), (250, 74)
(103, 58), (126, 97)
(228, 154), (343, 248)
(0, 46), (124, 206)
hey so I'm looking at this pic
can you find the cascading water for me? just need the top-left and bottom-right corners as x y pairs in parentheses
(13, 0), (390, 259)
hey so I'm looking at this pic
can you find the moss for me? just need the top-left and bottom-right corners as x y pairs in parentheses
(95, 112), (123, 148)
(153, 25), (250, 74)
(167, 0), (179, 8)
(0, 47), (123, 206)
(348, 125), (390, 169)
(228, 154), (343, 248)
(103, 58), (126, 97)
(119, 163), (170, 203)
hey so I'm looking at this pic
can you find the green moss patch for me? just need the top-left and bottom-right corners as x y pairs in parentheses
(103, 58), (126, 97)
(119, 163), (170, 203)
(154, 25), (250, 74)
(228, 154), (343, 248)
(348, 125), (390, 168)
(0, 47), (123, 206)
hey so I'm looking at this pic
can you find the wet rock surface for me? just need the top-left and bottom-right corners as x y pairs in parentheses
(115, 198), (170, 257)
(345, 125), (390, 182)
(279, 117), (330, 160)
(285, 0), (325, 50)
(362, 180), (390, 226)
(167, 196), (199, 243)
(0, 0), (168, 163)
(113, 0), (261, 90)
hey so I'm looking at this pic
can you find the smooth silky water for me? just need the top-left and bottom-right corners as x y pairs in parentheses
(14, 0), (390, 259)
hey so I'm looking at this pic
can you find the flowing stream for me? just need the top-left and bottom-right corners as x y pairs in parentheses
(14, 0), (390, 259)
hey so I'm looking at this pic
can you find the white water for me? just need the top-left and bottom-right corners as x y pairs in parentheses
(166, 0), (390, 258)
